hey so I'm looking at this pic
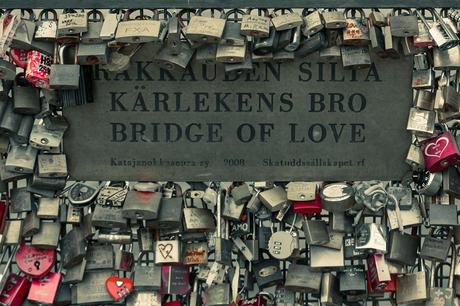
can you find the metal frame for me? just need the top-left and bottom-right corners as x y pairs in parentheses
(1, 0), (460, 9)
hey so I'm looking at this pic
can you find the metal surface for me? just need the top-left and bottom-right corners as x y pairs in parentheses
(1, 0), (460, 9)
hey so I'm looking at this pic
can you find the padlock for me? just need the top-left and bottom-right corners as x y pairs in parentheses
(406, 107), (435, 137)
(132, 253), (161, 291)
(222, 196), (245, 221)
(420, 126), (460, 173)
(34, 9), (58, 41)
(258, 186), (287, 212)
(185, 8), (226, 43)
(122, 189), (162, 220)
(241, 9), (270, 37)
(37, 154), (67, 178)
(271, 9), (303, 32)
(160, 264), (191, 295)
(85, 244), (114, 271)
(268, 222), (299, 260)
(252, 252), (283, 289)
(77, 43), (108, 65)
(12, 116), (34, 145)
(396, 258), (429, 304)
(155, 41), (194, 71)
(12, 73), (40, 115)
(321, 272), (343, 306)
(322, 8), (346, 29)
(339, 265), (367, 295)
(434, 47), (460, 70)
(24, 50), (52, 90)
(27, 271), (61, 305)
(126, 291), (161, 306)
(37, 197), (60, 219)
(57, 10), (88, 35)
(29, 118), (65, 151)
(80, 10), (104, 44)
(342, 9), (370, 46)
(341, 46), (371, 69)
(416, 9), (459, 51)
(366, 253), (391, 292)
(383, 23), (400, 58)
(439, 70), (460, 112)
(302, 9), (324, 36)
(412, 68), (434, 89)
(4, 142), (36, 175)
(183, 241), (208, 265)
(421, 228), (452, 262)
(22, 210), (40, 238)
(0, 59), (16, 80)
(285, 263), (322, 293)
(414, 89), (435, 111)
(0, 273), (31, 306)
(303, 220), (330, 245)
(355, 223), (387, 253)
(11, 10), (36, 50)
(155, 237), (181, 264)
(319, 251), (348, 279)
(15, 242), (56, 278)
(292, 192), (322, 214)
(368, 19), (386, 58)
(387, 231), (419, 266)
(195, 44), (217, 63)
(60, 227), (87, 269)
(205, 283), (231, 306)
(430, 199), (458, 226)
(114, 244), (134, 272)
(224, 47), (253, 75)
(320, 182), (355, 212)
(368, 9), (386, 27)
(105, 274), (133, 302)
(65, 205), (82, 225)
(31, 221), (60, 249)
(96, 181), (128, 207)
(427, 247), (456, 306)
(443, 166), (460, 197)
(229, 183), (252, 204)
(274, 286), (296, 306)
(388, 9), (419, 37)
(10, 187), (33, 214)
(3, 219), (23, 245)
(49, 44), (80, 89)
(71, 271), (114, 305)
(221, 9), (245, 46)
(92, 205), (127, 229)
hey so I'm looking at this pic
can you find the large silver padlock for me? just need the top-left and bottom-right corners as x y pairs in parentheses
(11, 9), (36, 50)
(37, 154), (67, 178)
(259, 186), (287, 212)
(341, 46), (371, 70)
(57, 10), (88, 35)
(12, 73), (40, 115)
(389, 9), (419, 37)
(81, 10), (104, 44)
(77, 43), (108, 65)
(5, 141), (37, 174)
(416, 9), (459, 51)
(49, 44), (80, 89)
(29, 118), (65, 151)
(185, 9), (226, 43)
(406, 107), (435, 137)
(115, 9), (163, 43)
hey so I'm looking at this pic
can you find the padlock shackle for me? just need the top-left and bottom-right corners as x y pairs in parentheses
(196, 8), (226, 19)
(38, 9), (57, 21)
(344, 8), (366, 20)
(246, 8), (269, 17)
(225, 8), (245, 22)
(87, 9), (104, 22)
(177, 8), (196, 28)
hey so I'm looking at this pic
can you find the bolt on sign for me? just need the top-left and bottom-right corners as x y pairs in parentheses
(64, 45), (412, 181)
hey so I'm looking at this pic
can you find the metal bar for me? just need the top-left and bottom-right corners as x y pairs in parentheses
(1, 0), (460, 9)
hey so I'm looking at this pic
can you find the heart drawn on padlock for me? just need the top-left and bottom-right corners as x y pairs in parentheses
(16, 242), (56, 278)
(424, 136), (449, 158)
(158, 243), (174, 259)
(105, 275), (134, 302)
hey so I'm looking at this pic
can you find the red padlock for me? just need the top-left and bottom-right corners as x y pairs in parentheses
(16, 243), (56, 278)
(8, 48), (29, 69)
(163, 301), (182, 306)
(366, 253), (391, 291)
(27, 271), (62, 305)
(25, 50), (52, 89)
(420, 130), (460, 173)
(0, 274), (31, 306)
(366, 271), (397, 294)
(105, 275), (134, 302)
(292, 192), (322, 214)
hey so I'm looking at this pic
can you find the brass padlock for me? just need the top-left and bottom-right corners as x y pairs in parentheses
(342, 9), (370, 46)
(302, 8), (324, 36)
(271, 9), (303, 31)
(57, 10), (88, 35)
(241, 9), (270, 37)
(322, 8), (346, 29)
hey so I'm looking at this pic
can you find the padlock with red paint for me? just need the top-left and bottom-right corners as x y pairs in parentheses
(16, 243), (56, 278)
(420, 130), (460, 173)
(0, 274), (31, 306)
(163, 301), (182, 306)
(8, 49), (29, 69)
(367, 271), (397, 294)
(292, 192), (322, 214)
(25, 50), (52, 89)
(27, 271), (62, 304)
(366, 253), (391, 291)
(239, 295), (269, 306)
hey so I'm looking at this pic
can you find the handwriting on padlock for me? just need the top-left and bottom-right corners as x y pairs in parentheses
(424, 137), (449, 158)
(158, 243), (174, 259)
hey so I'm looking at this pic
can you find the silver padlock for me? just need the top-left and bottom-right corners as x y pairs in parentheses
(81, 10), (104, 44)
(406, 107), (435, 137)
(271, 9), (303, 31)
(57, 11), (88, 35)
(5, 141), (38, 174)
(100, 10), (121, 41)
(259, 186), (287, 212)
(186, 9), (227, 43)
(35, 9), (58, 41)
(302, 8), (324, 36)
(29, 119), (65, 151)
(37, 154), (68, 178)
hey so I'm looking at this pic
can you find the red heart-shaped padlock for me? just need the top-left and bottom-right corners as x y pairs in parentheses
(9, 48), (29, 69)
(105, 276), (134, 302)
(16, 242), (56, 278)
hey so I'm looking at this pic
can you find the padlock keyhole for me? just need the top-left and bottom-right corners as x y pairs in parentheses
(34, 260), (40, 270)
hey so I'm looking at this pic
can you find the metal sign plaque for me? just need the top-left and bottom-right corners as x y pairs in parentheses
(64, 46), (412, 181)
